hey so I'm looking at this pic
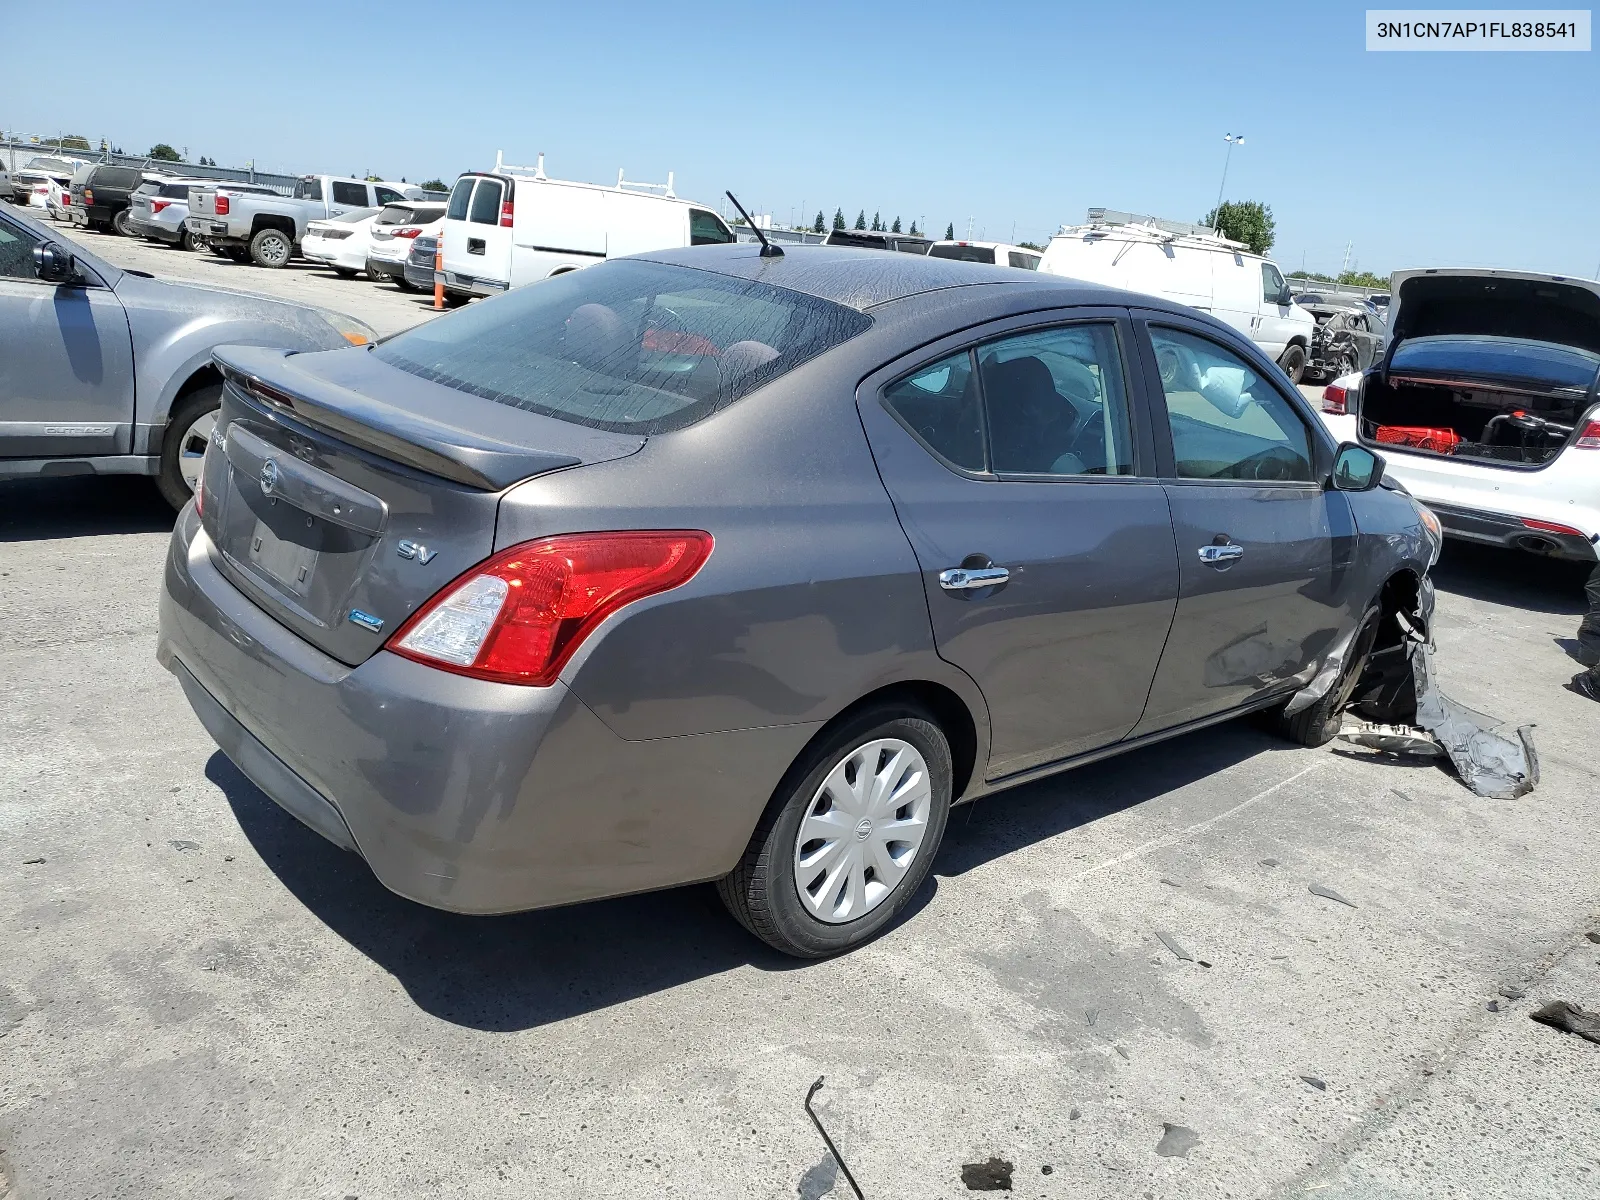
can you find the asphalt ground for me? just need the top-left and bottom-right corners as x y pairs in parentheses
(2, 219), (1599, 1200)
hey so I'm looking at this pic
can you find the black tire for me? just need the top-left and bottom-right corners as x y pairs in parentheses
(112, 208), (134, 237)
(248, 226), (295, 268)
(332, 267), (357, 279)
(1278, 343), (1307, 384)
(179, 228), (208, 253)
(717, 705), (953, 958)
(156, 385), (223, 511)
(392, 276), (416, 292)
(1272, 607), (1382, 747)
(219, 245), (249, 262)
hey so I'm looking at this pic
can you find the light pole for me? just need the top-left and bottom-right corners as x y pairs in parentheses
(1213, 133), (1243, 233)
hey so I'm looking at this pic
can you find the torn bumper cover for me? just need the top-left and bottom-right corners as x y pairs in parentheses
(1333, 580), (1539, 799)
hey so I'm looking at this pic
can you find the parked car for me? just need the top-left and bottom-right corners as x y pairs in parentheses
(186, 174), (423, 268)
(1040, 209), (1317, 381)
(929, 240), (1041, 269)
(45, 177), (75, 221)
(156, 243), (1435, 958)
(823, 228), (931, 254)
(68, 164), (159, 235)
(8, 154), (87, 203)
(366, 201), (447, 288)
(126, 178), (278, 251)
(0, 163), (8, 199)
(438, 155), (734, 298)
(0, 203), (374, 508)
(1318, 268), (1600, 564)
(403, 232), (440, 292)
(25, 181), (52, 209)
(300, 208), (381, 277)
(1301, 298), (1385, 381)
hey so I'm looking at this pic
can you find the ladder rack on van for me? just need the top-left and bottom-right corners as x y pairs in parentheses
(487, 152), (675, 199)
(1075, 207), (1247, 250)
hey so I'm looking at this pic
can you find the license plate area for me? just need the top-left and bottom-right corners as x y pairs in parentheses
(248, 515), (319, 596)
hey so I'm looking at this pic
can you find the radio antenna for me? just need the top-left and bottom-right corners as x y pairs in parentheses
(725, 191), (782, 258)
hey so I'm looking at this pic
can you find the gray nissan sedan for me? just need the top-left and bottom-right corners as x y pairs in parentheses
(157, 244), (1438, 957)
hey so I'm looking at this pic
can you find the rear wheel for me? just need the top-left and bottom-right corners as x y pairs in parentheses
(179, 228), (209, 253)
(332, 266), (357, 279)
(717, 706), (952, 958)
(1278, 343), (1307, 384)
(112, 208), (134, 237)
(1336, 348), (1360, 379)
(157, 385), (223, 511)
(1272, 606), (1382, 747)
(249, 226), (294, 268)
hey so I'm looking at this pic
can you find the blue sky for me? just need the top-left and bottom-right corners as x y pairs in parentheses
(9, 1), (1598, 276)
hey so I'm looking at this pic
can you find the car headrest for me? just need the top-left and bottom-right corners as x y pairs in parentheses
(564, 303), (631, 370)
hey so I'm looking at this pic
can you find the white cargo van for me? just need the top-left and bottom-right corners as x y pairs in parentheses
(438, 154), (735, 298)
(1039, 209), (1316, 380)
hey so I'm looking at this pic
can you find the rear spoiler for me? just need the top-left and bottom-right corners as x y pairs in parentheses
(214, 346), (589, 491)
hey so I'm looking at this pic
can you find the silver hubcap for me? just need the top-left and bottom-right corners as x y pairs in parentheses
(793, 737), (933, 924)
(260, 234), (289, 264)
(176, 409), (217, 492)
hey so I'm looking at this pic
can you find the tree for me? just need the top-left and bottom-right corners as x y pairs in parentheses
(1018, 240), (1044, 251)
(909, 221), (920, 236)
(854, 210), (867, 230)
(890, 216), (902, 233)
(870, 211), (882, 232)
(944, 222), (954, 240)
(1200, 200), (1275, 255)
(421, 178), (448, 191)
(147, 144), (182, 162)
(1339, 270), (1387, 289)
(832, 208), (846, 231)
(813, 211), (825, 233)
(1289, 270), (1336, 282)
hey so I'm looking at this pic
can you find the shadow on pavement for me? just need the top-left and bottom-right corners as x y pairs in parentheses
(1430, 540), (1588, 616)
(1, 477), (174, 541)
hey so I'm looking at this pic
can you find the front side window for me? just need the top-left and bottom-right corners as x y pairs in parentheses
(374, 259), (872, 434)
(373, 186), (404, 205)
(688, 209), (734, 245)
(294, 177), (324, 201)
(883, 351), (984, 471)
(1150, 327), (1314, 482)
(0, 218), (41, 279)
(979, 324), (1134, 476)
(331, 180), (367, 206)
(446, 177), (473, 221)
(1261, 262), (1286, 303)
(468, 178), (503, 225)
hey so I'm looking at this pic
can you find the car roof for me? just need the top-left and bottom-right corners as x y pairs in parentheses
(634, 243), (1123, 311)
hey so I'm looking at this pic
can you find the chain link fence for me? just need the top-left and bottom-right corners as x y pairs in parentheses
(2, 138), (299, 196)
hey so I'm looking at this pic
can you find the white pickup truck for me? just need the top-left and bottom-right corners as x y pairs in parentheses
(186, 174), (425, 267)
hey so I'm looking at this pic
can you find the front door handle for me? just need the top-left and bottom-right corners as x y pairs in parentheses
(939, 566), (1010, 591)
(1198, 543), (1245, 565)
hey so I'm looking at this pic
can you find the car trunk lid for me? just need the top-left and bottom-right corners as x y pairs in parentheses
(199, 345), (645, 665)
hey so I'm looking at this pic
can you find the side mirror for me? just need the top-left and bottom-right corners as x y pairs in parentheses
(1278, 285), (1293, 306)
(33, 241), (77, 284)
(1331, 442), (1383, 491)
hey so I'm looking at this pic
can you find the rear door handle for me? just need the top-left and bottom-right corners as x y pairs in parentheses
(939, 566), (1010, 591)
(467, 237), (485, 255)
(1198, 544), (1244, 565)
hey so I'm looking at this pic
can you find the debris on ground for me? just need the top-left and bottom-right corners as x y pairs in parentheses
(1160, 878), (1182, 888)
(1085, 1008), (1098, 1027)
(1259, 858), (1280, 867)
(1529, 1001), (1600, 1045)
(1155, 931), (1194, 962)
(1069, 1108), (1081, 1121)
(1487, 1000), (1500, 1012)
(797, 1154), (838, 1200)
(21, 858), (44, 866)
(1499, 985), (1526, 1000)
(959, 1157), (1014, 1192)
(169, 840), (201, 852)
(803, 1079), (864, 1200)
(1154, 1124), (1201, 1158)
(1114, 1046), (1131, 1061)
(1585, 932), (1600, 945)
(1300, 1075), (1327, 1091)
(1309, 884), (1358, 909)
(1340, 723), (1445, 757)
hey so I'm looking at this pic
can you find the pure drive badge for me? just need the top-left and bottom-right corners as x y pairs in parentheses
(348, 609), (384, 633)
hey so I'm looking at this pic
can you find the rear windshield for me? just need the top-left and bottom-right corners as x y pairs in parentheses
(929, 244), (995, 264)
(92, 167), (142, 188)
(25, 157), (76, 173)
(160, 181), (197, 198)
(374, 259), (872, 434)
(294, 177), (324, 201)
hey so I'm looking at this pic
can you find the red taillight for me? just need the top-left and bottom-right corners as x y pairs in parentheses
(215, 193), (230, 215)
(61, 193), (71, 205)
(1576, 418), (1600, 450)
(83, 187), (94, 203)
(1521, 518), (1585, 538)
(387, 531), (714, 686)
(392, 226), (422, 238)
(151, 200), (170, 214)
(499, 199), (514, 227)
(1321, 382), (1348, 414)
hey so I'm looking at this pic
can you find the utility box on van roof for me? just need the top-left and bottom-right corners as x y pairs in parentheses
(438, 154), (735, 299)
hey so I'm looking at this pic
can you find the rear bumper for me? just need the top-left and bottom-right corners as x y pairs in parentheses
(157, 506), (810, 914)
(403, 260), (439, 290)
(443, 269), (509, 297)
(1427, 500), (1599, 562)
(126, 215), (177, 241)
(366, 256), (405, 280)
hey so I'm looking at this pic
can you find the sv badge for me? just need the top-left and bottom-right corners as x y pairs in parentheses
(396, 540), (438, 565)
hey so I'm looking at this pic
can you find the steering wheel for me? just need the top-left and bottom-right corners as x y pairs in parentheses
(1241, 447), (1297, 482)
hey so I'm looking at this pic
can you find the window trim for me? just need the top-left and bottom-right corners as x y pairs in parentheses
(873, 309), (1160, 484)
(1135, 314), (1332, 489)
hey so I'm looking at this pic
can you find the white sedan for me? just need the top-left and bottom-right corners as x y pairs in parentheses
(300, 207), (380, 277)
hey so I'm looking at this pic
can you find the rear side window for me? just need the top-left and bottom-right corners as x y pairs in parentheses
(294, 177), (324, 201)
(1008, 251), (1041, 270)
(929, 244), (995, 264)
(373, 186), (404, 204)
(468, 178), (503, 225)
(332, 180), (367, 206)
(447, 177), (473, 220)
(374, 259), (872, 434)
(160, 181), (195, 198)
(883, 352), (984, 471)
(688, 209), (734, 246)
(96, 168), (141, 188)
